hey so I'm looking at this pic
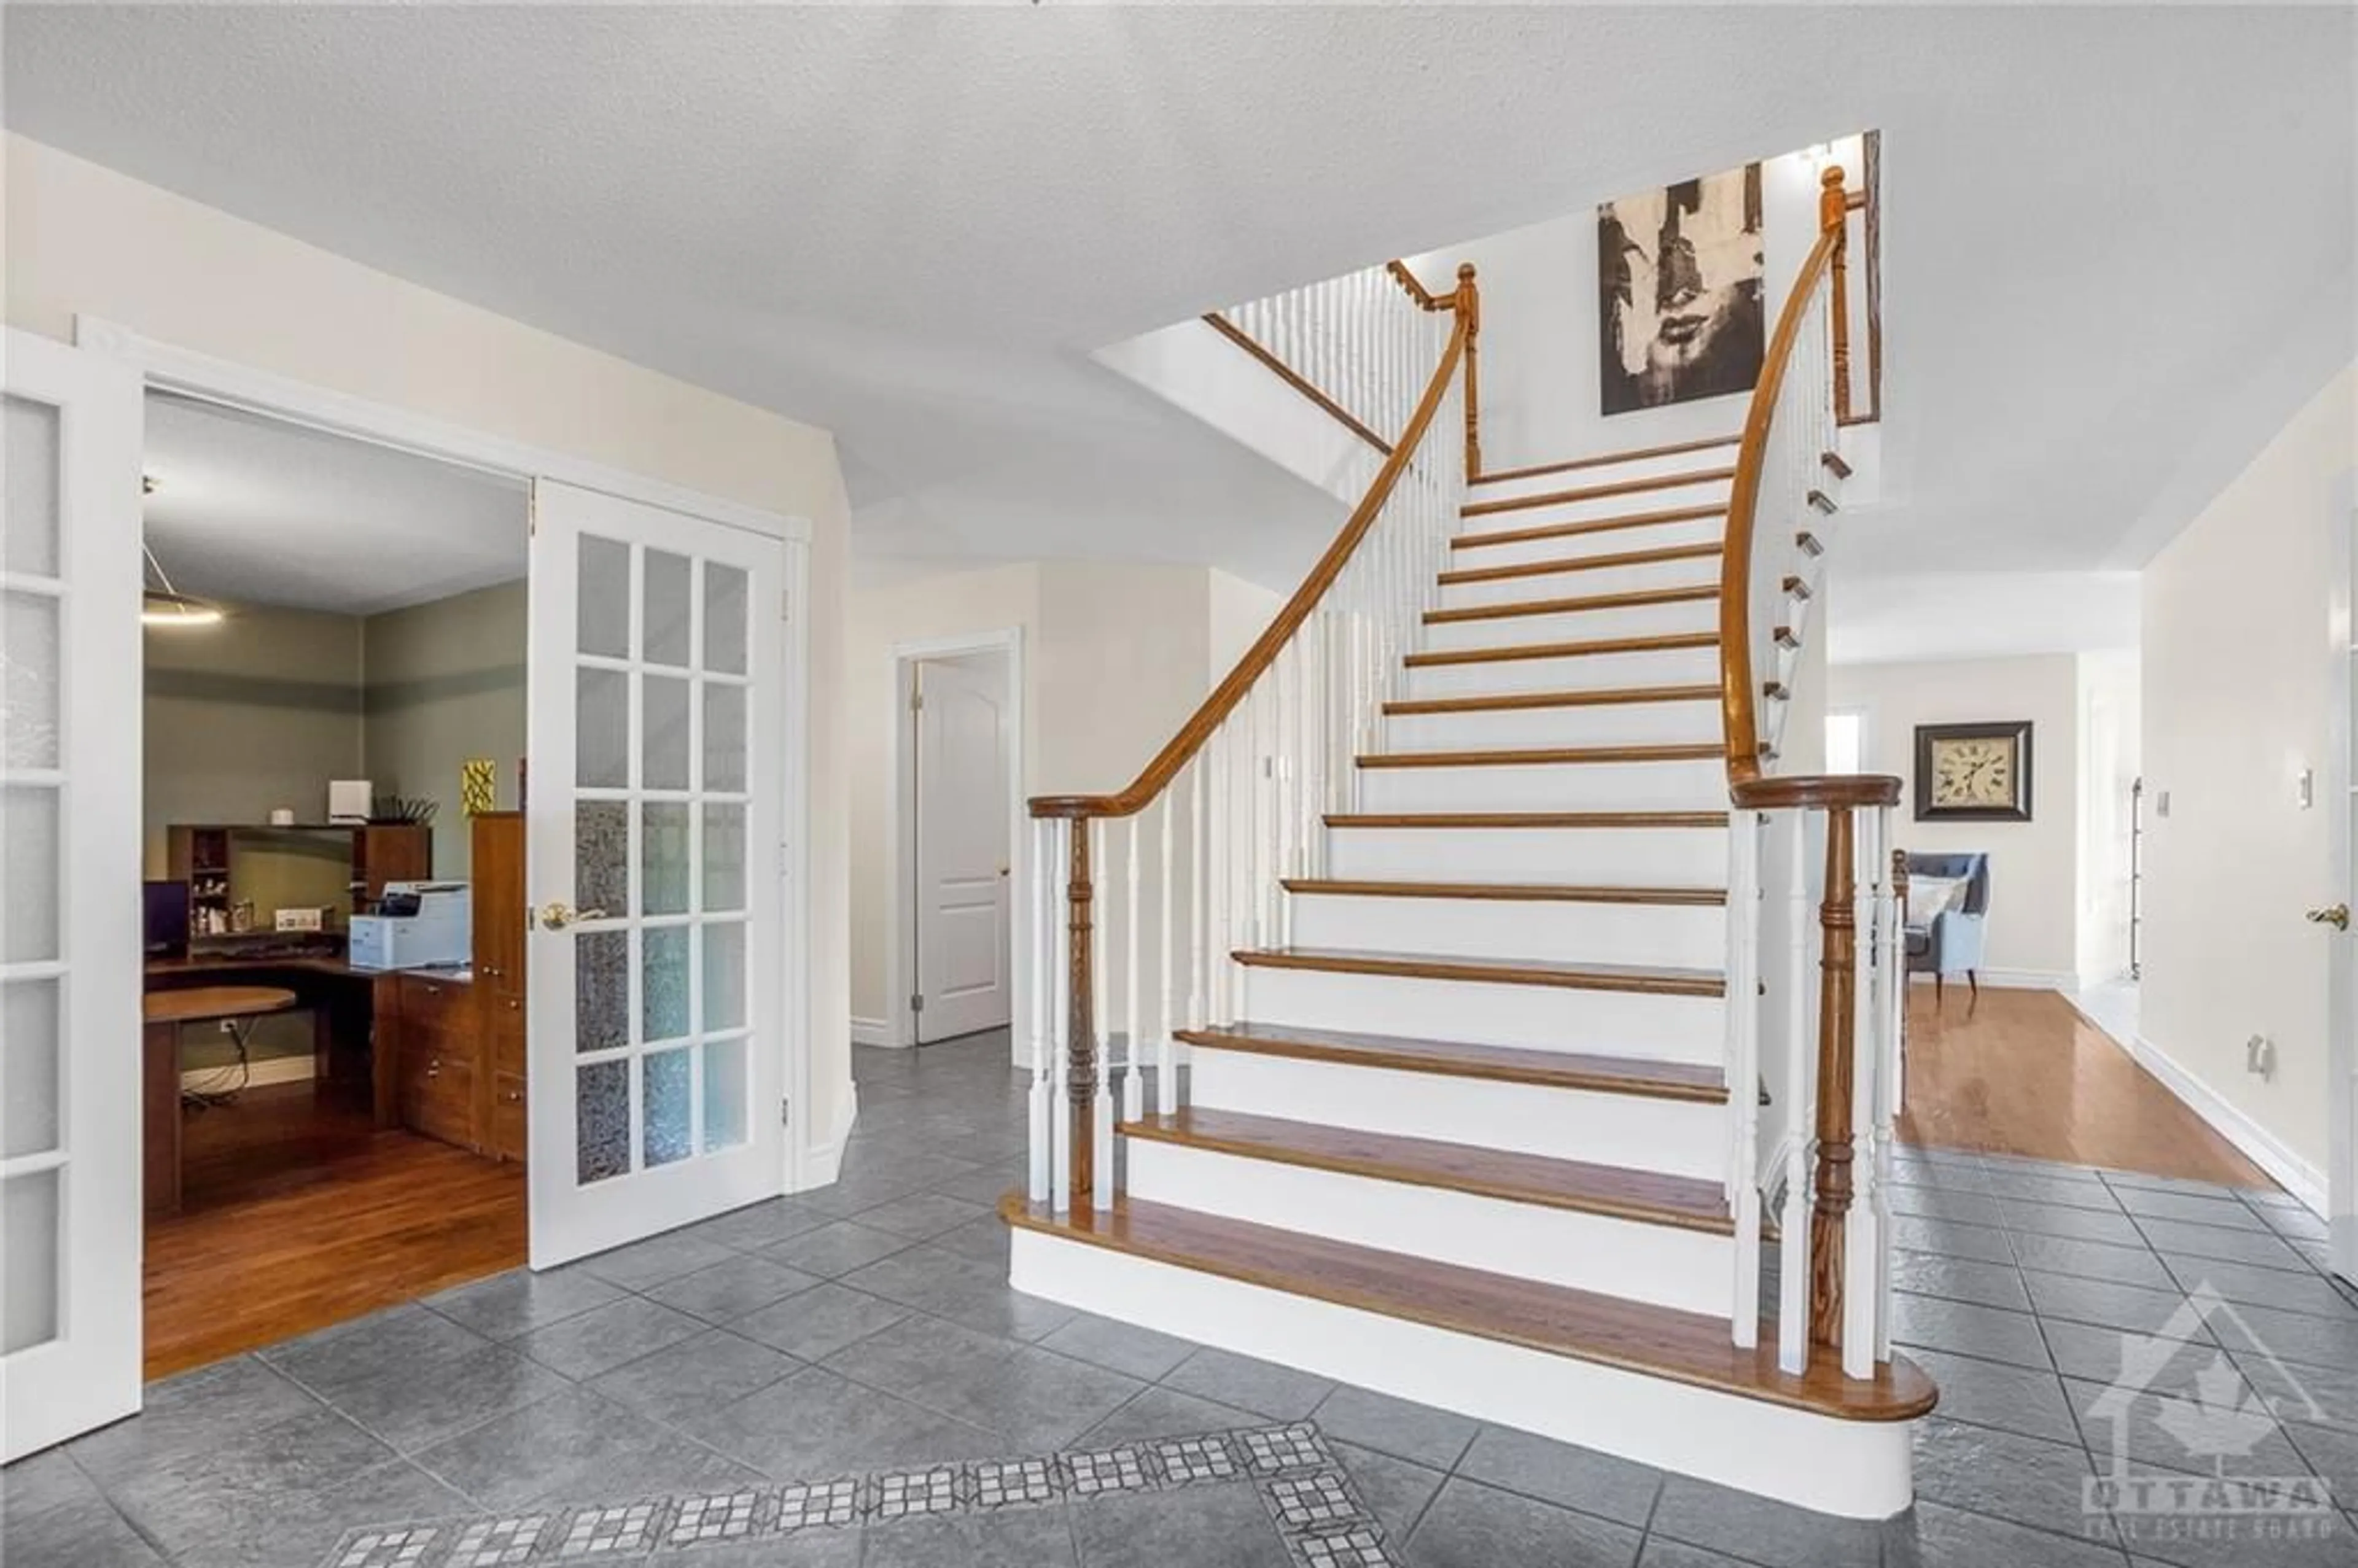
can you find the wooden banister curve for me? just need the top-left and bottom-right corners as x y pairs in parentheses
(1718, 168), (1844, 793)
(1032, 289), (1473, 823)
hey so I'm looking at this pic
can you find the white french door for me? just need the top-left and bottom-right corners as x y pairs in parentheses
(526, 480), (796, 1267)
(1, 331), (143, 1458)
(913, 656), (1011, 1042)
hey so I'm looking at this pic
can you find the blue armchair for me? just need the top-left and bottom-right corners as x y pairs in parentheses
(1904, 852), (1990, 1009)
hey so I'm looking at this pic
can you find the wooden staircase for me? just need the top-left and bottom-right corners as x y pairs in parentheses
(1007, 171), (1926, 1521)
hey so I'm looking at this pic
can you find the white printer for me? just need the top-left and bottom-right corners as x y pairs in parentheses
(349, 882), (472, 971)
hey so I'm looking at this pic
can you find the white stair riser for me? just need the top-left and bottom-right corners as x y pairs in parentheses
(1125, 1139), (1732, 1315)
(1449, 514), (1727, 569)
(1423, 599), (1718, 650)
(1188, 1047), (1728, 1178)
(1358, 759), (1727, 813)
(1326, 825), (1729, 885)
(1403, 645), (1721, 697)
(1241, 964), (1726, 1062)
(1010, 1233), (1914, 1518)
(1440, 554), (1724, 608)
(1465, 445), (1742, 505)
(1288, 892), (1724, 970)
(1387, 702), (1720, 751)
(1460, 476), (1730, 530)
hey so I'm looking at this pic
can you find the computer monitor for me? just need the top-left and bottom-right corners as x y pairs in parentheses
(143, 879), (190, 958)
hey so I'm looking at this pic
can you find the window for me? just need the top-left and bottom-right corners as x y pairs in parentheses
(1825, 710), (1866, 775)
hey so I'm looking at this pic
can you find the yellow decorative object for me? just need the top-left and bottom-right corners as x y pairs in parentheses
(460, 758), (497, 816)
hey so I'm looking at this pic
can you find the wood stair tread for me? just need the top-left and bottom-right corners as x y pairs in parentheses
(1437, 541), (1722, 587)
(1404, 632), (1716, 669)
(1324, 810), (1727, 829)
(1000, 1194), (1935, 1422)
(1459, 466), (1737, 521)
(1282, 879), (1724, 906)
(1122, 1107), (1736, 1233)
(1452, 503), (1727, 554)
(1385, 685), (1718, 715)
(1177, 1021), (1732, 1100)
(1469, 435), (1741, 487)
(1233, 946), (1724, 997)
(1358, 743), (1721, 769)
(1425, 584), (1716, 625)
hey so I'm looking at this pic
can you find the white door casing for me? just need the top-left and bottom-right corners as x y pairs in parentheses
(913, 655), (1011, 1042)
(2332, 496), (2357, 1283)
(526, 479), (798, 1267)
(1, 330), (144, 1459)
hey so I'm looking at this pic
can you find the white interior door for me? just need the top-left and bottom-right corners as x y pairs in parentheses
(1, 330), (143, 1457)
(526, 479), (795, 1267)
(914, 655), (1010, 1043)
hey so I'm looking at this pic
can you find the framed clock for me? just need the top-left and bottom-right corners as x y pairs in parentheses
(1914, 721), (2033, 822)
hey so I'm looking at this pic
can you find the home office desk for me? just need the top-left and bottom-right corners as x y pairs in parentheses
(143, 952), (399, 1216)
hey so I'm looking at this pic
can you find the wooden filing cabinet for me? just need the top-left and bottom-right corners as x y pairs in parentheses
(392, 970), (477, 1149)
(474, 812), (529, 1162)
(381, 812), (529, 1161)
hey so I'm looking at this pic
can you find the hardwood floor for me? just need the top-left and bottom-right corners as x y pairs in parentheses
(144, 1081), (525, 1378)
(1895, 985), (2274, 1189)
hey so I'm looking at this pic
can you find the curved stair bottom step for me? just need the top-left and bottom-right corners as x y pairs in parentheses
(1005, 1202), (1926, 1519)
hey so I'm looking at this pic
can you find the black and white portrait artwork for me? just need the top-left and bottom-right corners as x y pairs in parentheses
(1598, 163), (1765, 414)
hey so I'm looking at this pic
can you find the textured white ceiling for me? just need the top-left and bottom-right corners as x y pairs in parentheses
(11, 7), (2352, 608)
(142, 394), (527, 616)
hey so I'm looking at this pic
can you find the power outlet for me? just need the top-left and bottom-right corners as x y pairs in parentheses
(218, 1019), (241, 1034)
(2246, 1034), (2276, 1079)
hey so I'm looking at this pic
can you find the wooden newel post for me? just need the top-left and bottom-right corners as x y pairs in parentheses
(1065, 819), (1097, 1211)
(1455, 262), (1482, 479)
(1820, 165), (1852, 426)
(1808, 806), (1860, 1352)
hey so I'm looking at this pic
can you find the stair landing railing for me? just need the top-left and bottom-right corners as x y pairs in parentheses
(1023, 268), (1473, 1218)
(1718, 165), (1907, 1381)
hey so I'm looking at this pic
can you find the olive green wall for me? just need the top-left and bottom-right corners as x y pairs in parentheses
(361, 580), (528, 879)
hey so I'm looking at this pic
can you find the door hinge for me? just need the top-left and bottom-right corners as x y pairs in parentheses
(909, 992), (925, 1013)
(780, 588), (792, 623)
(779, 1096), (791, 1127)
(909, 688), (925, 713)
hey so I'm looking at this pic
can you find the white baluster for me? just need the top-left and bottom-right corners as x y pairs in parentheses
(1124, 814), (1142, 1127)
(1777, 809), (1813, 1376)
(1274, 642), (1297, 949)
(1159, 782), (1177, 1115)
(1092, 818), (1114, 1212)
(1191, 755), (1208, 1031)
(1874, 804), (1900, 1365)
(1727, 810), (1764, 1348)
(1210, 725), (1231, 1027)
(1027, 817), (1052, 1207)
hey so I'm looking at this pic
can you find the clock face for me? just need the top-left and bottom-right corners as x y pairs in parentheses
(1930, 737), (2017, 809)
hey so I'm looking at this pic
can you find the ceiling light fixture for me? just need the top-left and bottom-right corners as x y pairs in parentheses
(141, 541), (222, 628)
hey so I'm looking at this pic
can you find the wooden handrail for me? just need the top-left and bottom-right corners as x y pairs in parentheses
(1718, 166), (1847, 790)
(1032, 282), (1474, 821)
(1385, 260), (1453, 312)
(1200, 312), (1393, 456)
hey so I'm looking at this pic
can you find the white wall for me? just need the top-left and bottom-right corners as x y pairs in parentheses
(2141, 363), (2355, 1180)
(6, 134), (861, 1159)
(846, 559), (1280, 1032)
(2075, 650), (2142, 992)
(1826, 653), (2082, 986)
(1403, 139), (1860, 472)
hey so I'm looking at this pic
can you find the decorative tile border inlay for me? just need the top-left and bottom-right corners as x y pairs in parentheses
(317, 1423), (1384, 1567)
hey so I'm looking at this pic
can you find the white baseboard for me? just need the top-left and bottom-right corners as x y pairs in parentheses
(181, 1054), (316, 1091)
(849, 1015), (893, 1048)
(1907, 968), (2075, 993)
(2126, 1033), (2328, 1216)
(795, 1082), (860, 1190)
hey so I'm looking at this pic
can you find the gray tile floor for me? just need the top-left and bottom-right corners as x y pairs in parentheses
(6, 1035), (2358, 1567)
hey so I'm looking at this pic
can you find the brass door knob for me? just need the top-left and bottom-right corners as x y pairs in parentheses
(537, 902), (610, 931)
(2306, 904), (2350, 931)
